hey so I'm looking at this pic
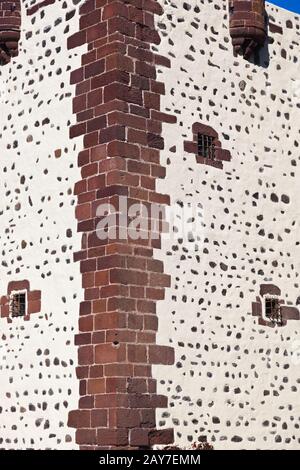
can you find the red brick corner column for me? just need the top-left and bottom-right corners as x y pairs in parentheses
(0, 0), (21, 65)
(67, 0), (176, 450)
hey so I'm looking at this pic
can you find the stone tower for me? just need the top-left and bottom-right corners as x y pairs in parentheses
(0, 0), (299, 451)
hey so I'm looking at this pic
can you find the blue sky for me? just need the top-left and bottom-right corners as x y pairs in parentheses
(269, 0), (300, 14)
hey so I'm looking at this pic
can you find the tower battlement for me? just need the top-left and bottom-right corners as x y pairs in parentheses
(229, 0), (267, 58)
(0, 1), (21, 65)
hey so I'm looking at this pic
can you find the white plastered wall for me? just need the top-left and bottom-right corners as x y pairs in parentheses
(154, 0), (300, 449)
(0, 0), (86, 449)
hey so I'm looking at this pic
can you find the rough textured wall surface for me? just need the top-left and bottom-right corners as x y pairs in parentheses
(154, 0), (300, 449)
(0, 0), (299, 451)
(0, 0), (85, 449)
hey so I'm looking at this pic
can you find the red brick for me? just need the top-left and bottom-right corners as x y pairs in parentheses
(27, 300), (41, 314)
(94, 343), (126, 364)
(94, 312), (126, 330)
(87, 116), (107, 133)
(87, 378), (106, 394)
(8, 280), (29, 294)
(149, 428), (174, 446)
(128, 344), (147, 364)
(89, 365), (104, 378)
(68, 30), (86, 50)
(110, 269), (148, 286)
(95, 393), (129, 409)
(78, 345), (94, 365)
(68, 410), (90, 429)
(80, 9), (101, 29)
(130, 428), (149, 446)
(148, 345), (174, 365)
(91, 409), (107, 428)
(97, 428), (128, 446)
(76, 429), (97, 445)
(106, 377), (127, 393)
(107, 141), (140, 159)
(104, 363), (133, 377)
(114, 409), (141, 428)
(86, 22), (107, 43)
(75, 333), (92, 346)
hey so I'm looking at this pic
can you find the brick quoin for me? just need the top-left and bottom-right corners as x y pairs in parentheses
(68, 0), (176, 450)
(0, 0), (21, 65)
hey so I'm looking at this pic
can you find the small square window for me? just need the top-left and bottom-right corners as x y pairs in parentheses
(198, 134), (215, 160)
(10, 292), (26, 318)
(265, 297), (282, 326)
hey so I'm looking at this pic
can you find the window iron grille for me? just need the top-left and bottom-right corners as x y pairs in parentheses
(198, 134), (215, 160)
(10, 292), (26, 318)
(265, 297), (282, 326)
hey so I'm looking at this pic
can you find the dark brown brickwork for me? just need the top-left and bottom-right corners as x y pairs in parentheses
(0, 0), (21, 65)
(229, 0), (267, 59)
(184, 122), (232, 170)
(68, 0), (175, 449)
(0, 280), (41, 322)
